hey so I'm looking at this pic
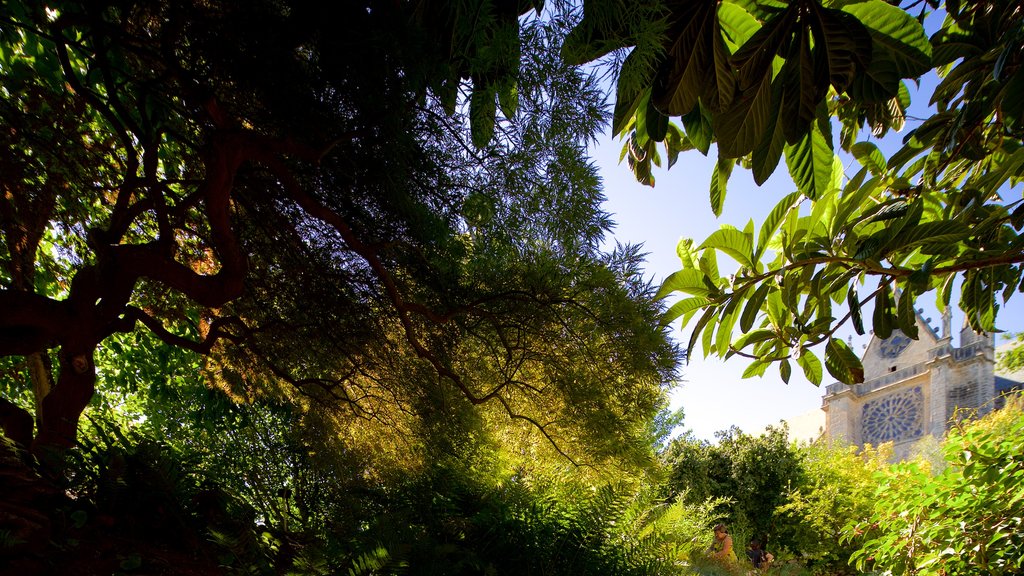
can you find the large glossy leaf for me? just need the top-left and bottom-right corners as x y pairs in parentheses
(653, 0), (718, 116)
(756, 190), (802, 261)
(825, 337), (865, 384)
(710, 155), (734, 216)
(612, 52), (652, 137)
(779, 26), (820, 144)
(797, 348), (823, 385)
(896, 287), (919, 339)
(740, 282), (772, 332)
(841, 0), (931, 79)
(872, 283), (894, 339)
(784, 123), (841, 200)
(752, 80), (787, 185)
(732, 4), (797, 91)
(810, 5), (872, 92)
(657, 269), (716, 299)
(717, 72), (773, 158)
(663, 297), (713, 326)
(470, 86), (496, 148)
(682, 102), (714, 155)
(851, 142), (887, 175)
(700, 228), (754, 268)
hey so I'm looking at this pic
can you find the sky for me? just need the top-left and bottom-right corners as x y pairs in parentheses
(592, 129), (1024, 443)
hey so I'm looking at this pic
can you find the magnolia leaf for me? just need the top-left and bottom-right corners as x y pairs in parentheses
(677, 238), (699, 269)
(498, 81), (518, 119)
(688, 307), (719, 359)
(812, 6), (872, 92)
(742, 360), (770, 378)
(779, 26), (819, 145)
(612, 52), (652, 137)
(890, 221), (971, 252)
(644, 98), (669, 142)
(825, 337), (865, 384)
(734, 328), (776, 350)
(752, 80), (787, 185)
(718, 2), (761, 50)
(654, 0), (718, 116)
(732, 5), (796, 91)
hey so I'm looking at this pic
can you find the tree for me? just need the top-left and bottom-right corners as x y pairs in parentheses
(848, 394), (1024, 575)
(662, 425), (804, 553)
(567, 0), (1024, 386)
(0, 0), (679, 471)
(776, 441), (891, 574)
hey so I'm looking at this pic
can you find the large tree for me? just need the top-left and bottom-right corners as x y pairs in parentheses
(0, 0), (679, 467)
(567, 0), (1024, 385)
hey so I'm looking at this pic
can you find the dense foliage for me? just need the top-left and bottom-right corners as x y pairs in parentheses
(569, 0), (1024, 386)
(4, 0), (1024, 575)
(849, 395), (1024, 575)
(0, 0), (678, 469)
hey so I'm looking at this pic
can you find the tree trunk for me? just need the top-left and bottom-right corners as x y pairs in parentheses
(27, 351), (51, 433)
(31, 348), (96, 468)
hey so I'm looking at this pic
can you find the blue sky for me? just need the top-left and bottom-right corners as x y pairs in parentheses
(593, 129), (1024, 442)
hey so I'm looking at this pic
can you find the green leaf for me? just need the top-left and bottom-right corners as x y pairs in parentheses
(779, 359), (792, 383)
(740, 282), (773, 332)
(873, 284), (894, 339)
(682, 102), (714, 156)
(797, 348), (823, 385)
(710, 155), (734, 216)
(688, 306), (718, 359)
(848, 284), (865, 335)
(841, 0), (932, 78)
(653, 0), (719, 116)
(700, 228), (754, 268)
(470, 87), (496, 148)
(785, 123), (842, 200)
(657, 269), (715, 299)
(896, 287), (919, 339)
(756, 191), (802, 262)
(732, 5), (796, 91)
(851, 142), (887, 175)
(889, 221), (971, 252)
(752, 77), (788, 185)
(643, 97), (669, 143)
(742, 360), (770, 378)
(663, 297), (713, 326)
(612, 53), (651, 137)
(717, 72), (774, 158)
(825, 337), (865, 384)
(498, 81), (518, 119)
(734, 328), (776, 350)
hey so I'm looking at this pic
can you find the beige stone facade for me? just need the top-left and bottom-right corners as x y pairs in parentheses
(821, 310), (1020, 460)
